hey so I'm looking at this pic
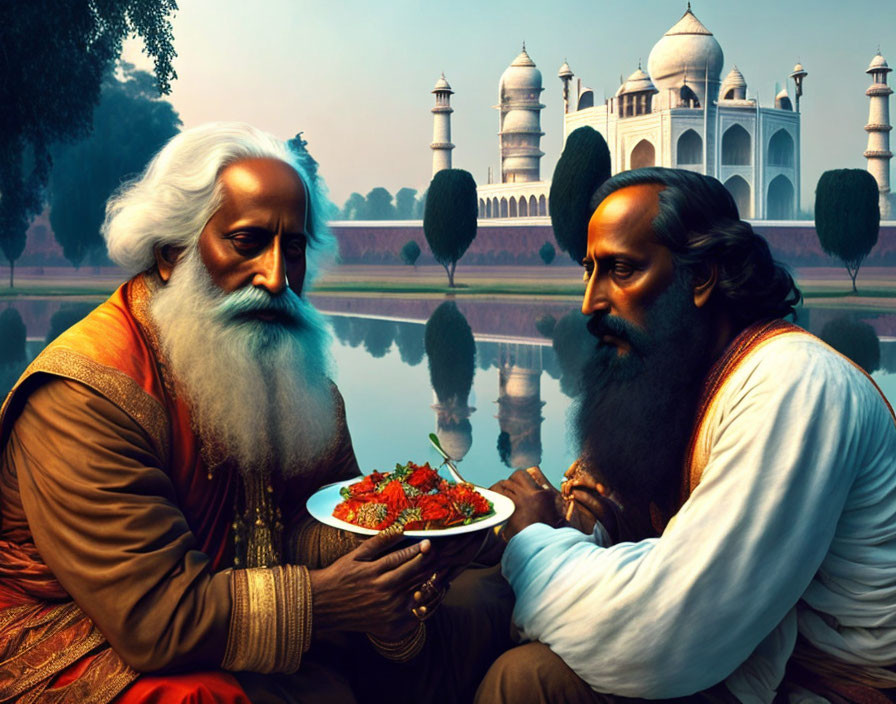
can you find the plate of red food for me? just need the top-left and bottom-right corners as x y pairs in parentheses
(306, 461), (515, 536)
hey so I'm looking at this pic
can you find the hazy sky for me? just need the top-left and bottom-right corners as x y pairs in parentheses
(123, 0), (896, 211)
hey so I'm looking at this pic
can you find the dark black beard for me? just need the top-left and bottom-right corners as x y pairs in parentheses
(573, 276), (713, 515)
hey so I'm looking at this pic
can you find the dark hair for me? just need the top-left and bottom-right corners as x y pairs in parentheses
(590, 167), (801, 324)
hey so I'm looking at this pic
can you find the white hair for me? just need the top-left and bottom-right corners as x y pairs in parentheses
(102, 122), (337, 284)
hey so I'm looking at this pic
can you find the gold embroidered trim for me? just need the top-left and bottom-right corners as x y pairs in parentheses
(223, 565), (310, 674)
(14, 348), (169, 461)
(289, 518), (358, 569)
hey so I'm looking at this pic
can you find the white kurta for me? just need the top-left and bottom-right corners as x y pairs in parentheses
(501, 333), (896, 701)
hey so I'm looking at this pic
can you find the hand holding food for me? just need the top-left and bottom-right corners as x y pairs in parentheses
(309, 527), (434, 639)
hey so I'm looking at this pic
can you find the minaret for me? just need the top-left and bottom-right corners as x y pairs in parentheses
(865, 52), (893, 219)
(497, 44), (545, 183)
(558, 59), (574, 114)
(431, 74), (454, 177)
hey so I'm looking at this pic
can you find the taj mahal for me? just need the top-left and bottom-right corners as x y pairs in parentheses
(431, 5), (893, 221)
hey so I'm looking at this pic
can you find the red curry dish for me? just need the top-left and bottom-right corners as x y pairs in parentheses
(333, 462), (493, 531)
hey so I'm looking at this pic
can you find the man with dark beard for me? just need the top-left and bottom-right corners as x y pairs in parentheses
(0, 123), (508, 703)
(481, 168), (896, 703)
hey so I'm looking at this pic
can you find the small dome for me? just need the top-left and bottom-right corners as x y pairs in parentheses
(432, 73), (453, 93)
(647, 8), (724, 108)
(775, 88), (793, 111)
(558, 60), (573, 79)
(868, 53), (891, 73)
(723, 66), (746, 87)
(792, 62), (805, 74)
(719, 66), (747, 100)
(621, 66), (657, 94)
(500, 44), (544, 94)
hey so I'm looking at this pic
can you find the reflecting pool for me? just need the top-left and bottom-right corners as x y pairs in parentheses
(0, 296), (893, 491)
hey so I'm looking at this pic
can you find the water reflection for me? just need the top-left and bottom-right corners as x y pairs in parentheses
(496, 344), (545, 469)
(1, 297), (894, 488)
(425, 302), (476, 462)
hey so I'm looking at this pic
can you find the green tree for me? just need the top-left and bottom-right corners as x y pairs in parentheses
(423, 169), (477, 287)
(400, 240), (421, 266)
(49, 66), (181, 268)
(395, 187), (418, 219)
(814, 169), (880, 292)
(342, 193), (366, 220)
(549, 126), (611, 263)
(0, 0), (177, 285)
(365, 187), (396, 220)
(539, 241), (556, 265)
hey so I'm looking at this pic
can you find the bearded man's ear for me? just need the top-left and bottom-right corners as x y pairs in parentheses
(154, 245), (186, 283)
(691, 263), (719, 309)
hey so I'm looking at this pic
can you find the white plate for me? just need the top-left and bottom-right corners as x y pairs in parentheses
(306, 478), (515, 537)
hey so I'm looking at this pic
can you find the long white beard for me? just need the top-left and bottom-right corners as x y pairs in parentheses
(149, 249), (337, 477)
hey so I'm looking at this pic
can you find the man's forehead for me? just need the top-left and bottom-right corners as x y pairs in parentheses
(590, 183), (664, 233)
(219, 157), (305, 199)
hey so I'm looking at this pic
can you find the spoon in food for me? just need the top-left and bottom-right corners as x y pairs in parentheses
(429, 433), (469, 485)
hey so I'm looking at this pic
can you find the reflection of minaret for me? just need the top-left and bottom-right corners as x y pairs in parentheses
(431, 74), (455, 177)
(432, 391), (474, 462)
(865, 51), (893, 219)
(496, 343), (545, 469)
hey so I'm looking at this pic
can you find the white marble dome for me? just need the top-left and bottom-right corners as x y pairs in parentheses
(621, 66), (656, 94)
(868, 53), (890, 73)
(647, 8), (723, 105)
(433, 73), (453, 93)
(720, 66), (747, 99)
(500, 45), (543, 94)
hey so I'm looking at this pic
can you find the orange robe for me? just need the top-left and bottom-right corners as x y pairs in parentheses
(0, 273), (359, 703)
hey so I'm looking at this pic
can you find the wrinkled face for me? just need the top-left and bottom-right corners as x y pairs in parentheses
(198, 157), (308, 304)
(581, 183), (678, 355)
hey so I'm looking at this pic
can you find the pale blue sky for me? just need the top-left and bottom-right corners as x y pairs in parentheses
(123, 0), (896, 211)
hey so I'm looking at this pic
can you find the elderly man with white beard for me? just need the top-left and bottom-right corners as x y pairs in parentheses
(0, 123), (510, 704)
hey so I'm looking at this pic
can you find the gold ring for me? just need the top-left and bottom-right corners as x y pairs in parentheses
(412, 605), (429, 621)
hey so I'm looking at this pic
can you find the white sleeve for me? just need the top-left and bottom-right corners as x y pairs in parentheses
(501, 339), (875, 698)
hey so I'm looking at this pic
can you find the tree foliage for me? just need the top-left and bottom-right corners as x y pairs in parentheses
(395, 188), (418, 219)
(814, 169), (880, 292)
(819, 316), (880, 373)
(49, 65), (181, 268)
(424, 301), (476, 405)
(0, 0), (177, 281)
(539, 241), (556, 265)
(423, 169), (478, 287)
(364, 187), (396, 220)
(549, 126), (612, 263)
(342, 193), (366, 220)
(400, 240), (421, 266)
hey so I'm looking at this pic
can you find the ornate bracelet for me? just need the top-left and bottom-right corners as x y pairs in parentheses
(366, 622), (427, 662)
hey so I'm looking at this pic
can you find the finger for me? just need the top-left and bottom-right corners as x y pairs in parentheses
(571, 489), (612, 523)
(385, 548), (439, 590)
(563, 460), (582, 480)
(525, 466), (555, 491)
(353, 526), (407, 561)
(511, 468), (542, 489)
